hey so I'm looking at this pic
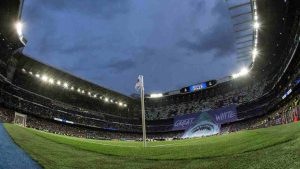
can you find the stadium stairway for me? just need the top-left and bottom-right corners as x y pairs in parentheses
(0, 123), (41, 169)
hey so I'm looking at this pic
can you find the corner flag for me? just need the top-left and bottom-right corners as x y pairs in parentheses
(135, 75), (143, 91)
(135, 75), (146, 147)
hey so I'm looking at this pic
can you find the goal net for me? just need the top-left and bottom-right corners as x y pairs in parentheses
(14, 112), (27, 127)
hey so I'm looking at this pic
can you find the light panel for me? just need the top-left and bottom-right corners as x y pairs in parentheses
(22, 69), (127, 107)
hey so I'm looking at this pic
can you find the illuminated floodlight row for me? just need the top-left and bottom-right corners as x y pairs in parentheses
(232, 67), (250, 79)
(232, 1), (259, 79)
(252, 0), (259, 62)
(21, 68), (127, 107)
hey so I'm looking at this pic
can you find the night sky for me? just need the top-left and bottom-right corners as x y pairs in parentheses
(22, 0), (240, 95)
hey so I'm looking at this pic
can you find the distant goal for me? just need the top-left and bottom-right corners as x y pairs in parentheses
(14, 112), (27, 127)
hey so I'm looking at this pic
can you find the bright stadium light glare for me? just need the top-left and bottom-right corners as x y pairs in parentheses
(254, 14), (258, 21)
(124, 104), (127, 107)
(29, 71), (33, 75)
(110, 99), (114, 103)
(63, 82), (69, 89)
(35, 74), (40, 78)
(77, 88), (81, 92)
(22, 68), (26, 73)
(254, 22), (260, 29)
(232, 73), (239, 79)
(232, 67), (250, 79)
(57, 80), (61, 86)
(48, 78), (54, 84)
(252, 49), (258, 59)
(93, 94), (97, 98)
(82, 90), (85, 94)
(70, 86), (74, 90)
(88, 92), (91, 96)
(15, 22), (23, 36)
(150, 93), (163, 98)
(119, 102), (123, 106)
(105, 97), (109, 102)
(41, 75), (48, 82)
(240, 67), (249, 76)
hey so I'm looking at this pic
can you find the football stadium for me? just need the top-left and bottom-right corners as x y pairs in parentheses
(1, 0), (300, 168)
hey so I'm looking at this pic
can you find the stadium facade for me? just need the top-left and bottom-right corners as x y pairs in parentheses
(0, 0), (300, 140)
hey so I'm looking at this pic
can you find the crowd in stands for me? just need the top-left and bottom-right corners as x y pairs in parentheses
(221, 94), (300, 133)
(253, 95), (299, 128)
(0, 107), (182, 140)
(0, 107), (13, 122)
(26, 115), (142, 140)
(146, 80), (268, 120)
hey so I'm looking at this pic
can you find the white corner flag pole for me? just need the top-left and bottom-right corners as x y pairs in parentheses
(140, 76), (147, 148)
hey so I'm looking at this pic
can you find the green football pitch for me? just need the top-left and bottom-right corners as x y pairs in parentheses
(4, 123), (300, 169)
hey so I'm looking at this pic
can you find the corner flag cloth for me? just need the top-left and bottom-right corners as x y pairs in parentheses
(135, 75), (143, 91)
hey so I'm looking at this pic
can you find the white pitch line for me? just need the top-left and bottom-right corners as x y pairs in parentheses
(87, 141), (139, 148)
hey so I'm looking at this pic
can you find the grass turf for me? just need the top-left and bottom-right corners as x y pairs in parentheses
(4, 123), (300, 169)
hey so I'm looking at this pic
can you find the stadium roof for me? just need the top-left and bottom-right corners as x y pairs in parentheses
(252, 0), (292, 74)
(226, 0), (257, 65)
(16, 53), (135, 104)
(0, 0), (25, 51)
(0, 0), (22, 32)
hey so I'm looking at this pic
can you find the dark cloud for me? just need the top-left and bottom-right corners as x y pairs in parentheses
(25, 0), (131, 20)
(177, 1), (235, 58)
(107, 59), (136, 73)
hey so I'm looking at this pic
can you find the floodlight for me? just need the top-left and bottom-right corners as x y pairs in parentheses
(22, 68), (26, 73)
(57, 80), (61, 86)
(29, 71), (33, 75)
(93, 94), (97, 98)
(240, 67), (249, 76)
(70, 86), (74, 90)
(63, 82), (69, 88)
(124, 104), (127, 107)
(150, 93), (163, 98)
(105, 97), (109, 102)
(88, 92), (91, 96)
(252, 49), (258, 59)
(41, 75), (48, 82)
(82, 90), (85, 94)
(35, 74), (40, 78)
(48, 78), (54, 84)
(254, 15), (258, 21)
(110, 99), (114, 103)
(232, 67), (250, 79)
(254, 22), (260, 29)
(15, 22), (23, 36)
(119, 102), (123, 106)
(77, 88), (81, 92)
(232, 73), (239, 79)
